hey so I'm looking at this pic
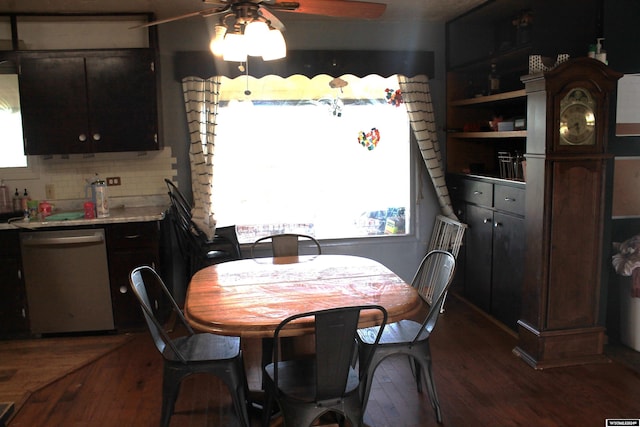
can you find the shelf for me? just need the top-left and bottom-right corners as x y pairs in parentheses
(449, 131), (527, 139)
(451, 89), (527, 107)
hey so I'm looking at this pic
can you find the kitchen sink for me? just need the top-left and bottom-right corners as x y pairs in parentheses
(0, 211), (22, 223)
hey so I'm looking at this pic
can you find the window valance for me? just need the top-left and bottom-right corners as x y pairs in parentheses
(173, 50), (434, 79)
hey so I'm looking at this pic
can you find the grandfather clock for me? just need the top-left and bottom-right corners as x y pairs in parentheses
(513, 58), (622, 369)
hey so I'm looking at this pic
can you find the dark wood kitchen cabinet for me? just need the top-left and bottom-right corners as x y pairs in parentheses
(19, 49), (159, 155)
(0, 230), (29, 337)
(106, 221), (162, 330)
(450, 174), (525, 330)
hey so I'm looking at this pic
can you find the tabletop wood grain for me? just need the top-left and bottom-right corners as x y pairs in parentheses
(185, 254), (423, 338)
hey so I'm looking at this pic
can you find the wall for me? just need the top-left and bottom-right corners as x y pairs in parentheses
(3, 149), (176, 209)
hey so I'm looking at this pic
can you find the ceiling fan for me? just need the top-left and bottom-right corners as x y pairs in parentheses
(136, 0), (386, 62)
(138, 0), (387, 28)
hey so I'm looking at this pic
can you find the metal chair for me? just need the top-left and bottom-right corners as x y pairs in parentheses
(165, 179), (241, 276)
(129, 265), (250, 427)
(427, 215), (466, 312)
(356, 250), (456, 424)
(250, 233), (321, 258)
(262, 305), (387, 427)
(250, 232), (323, 388)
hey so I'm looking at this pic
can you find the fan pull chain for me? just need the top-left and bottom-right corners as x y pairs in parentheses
(244, 60), (251, 96)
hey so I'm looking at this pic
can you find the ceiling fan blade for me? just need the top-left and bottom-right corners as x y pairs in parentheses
(273, 0), (386, 19)
(131, 6), (228, 29)
(258, 6), (286, 31)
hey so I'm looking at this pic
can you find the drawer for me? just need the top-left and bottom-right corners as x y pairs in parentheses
(494, 185), (525, 216)
(461, 180), (493, 207)
(107, 222), (159, 249)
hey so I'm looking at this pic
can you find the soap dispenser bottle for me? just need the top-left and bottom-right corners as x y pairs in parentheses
(12, 188), (20, 213)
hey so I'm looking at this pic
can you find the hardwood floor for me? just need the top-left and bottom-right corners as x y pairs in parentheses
(8, 295), (640, 427)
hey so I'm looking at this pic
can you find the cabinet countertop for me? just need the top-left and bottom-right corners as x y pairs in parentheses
(449, 172), (526, 188)
(0, 205), (167, 231)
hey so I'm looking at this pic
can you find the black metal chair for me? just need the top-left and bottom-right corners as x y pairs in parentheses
(261, 305), (387, 427)
(250, 233), (321, 258)
(165, 179), (241, 276)
(129, 265), (250, 427)
(356, 250), (456, 424)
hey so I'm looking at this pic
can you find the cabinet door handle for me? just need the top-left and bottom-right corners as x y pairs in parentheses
(93, 133), (101, 141)
(474, 191), (483, 195)
(494, 222), (502, 228)
(78, 134), (87, 142)
(124, 234), (142, 239)
(504, 197), (516, 202)
(483, 218), (492, 224)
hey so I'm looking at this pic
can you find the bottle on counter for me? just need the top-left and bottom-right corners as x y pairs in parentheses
(91, 175), (109, 218)
(12, 188), (21, 213)
(488, 63), (500, 95)
(21, 189), (30, 213)
(0, 180), (11, 213)
(84, 201), (96, 219)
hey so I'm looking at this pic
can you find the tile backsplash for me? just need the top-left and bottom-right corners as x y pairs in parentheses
(3, 147), (177, 205)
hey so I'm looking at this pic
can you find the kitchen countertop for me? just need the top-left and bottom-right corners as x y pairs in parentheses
(0, 196), (168, 231)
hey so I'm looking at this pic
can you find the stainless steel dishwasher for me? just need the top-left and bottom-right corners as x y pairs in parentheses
(20, 229), (114, 334)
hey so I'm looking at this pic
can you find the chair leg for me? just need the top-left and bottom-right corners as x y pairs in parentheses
(417, 356), (442, 424)
(358, 349), (383, 416)
(161, 367), (183, 427)
(261, 381), (275, 427)
(409, 356), (423, 393)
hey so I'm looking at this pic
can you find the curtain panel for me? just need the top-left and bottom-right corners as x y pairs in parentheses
(399, 75), (456, 220)
(181, 76), (220, 240)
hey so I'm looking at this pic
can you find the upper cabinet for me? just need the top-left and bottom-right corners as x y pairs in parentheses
(1, 13), (160, 155)
(19, 50), (159, 155)
(445, 0), (602, 179)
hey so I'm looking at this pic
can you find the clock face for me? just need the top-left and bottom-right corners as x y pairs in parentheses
(559, 88), (596, 146)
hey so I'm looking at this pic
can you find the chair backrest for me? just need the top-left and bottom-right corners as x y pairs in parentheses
(427, 215), (467, 258)
(165, 179), (192, 217)
(271, 305), (387, 402)
(251, 233), (321, 258)
(410, 250), (456, 343)
(412, 249), (456, 305)
(165, 178), (241, 261)
(129, 265), (194, 362)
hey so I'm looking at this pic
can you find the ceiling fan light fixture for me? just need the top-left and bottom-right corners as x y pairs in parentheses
(222, 32), (248, 62)
(209, 24), (228, 56)
(244, 20), (270, 56)
(261, 28), (286, 61)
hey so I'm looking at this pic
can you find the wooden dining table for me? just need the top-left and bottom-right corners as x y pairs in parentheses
(184, 254), (424, 338)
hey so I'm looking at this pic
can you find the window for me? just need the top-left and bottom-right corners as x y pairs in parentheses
(212, 74), (411, 243)
(0, 74), (27, 168)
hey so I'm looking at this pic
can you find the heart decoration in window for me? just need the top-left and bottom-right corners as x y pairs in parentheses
(358, 128), (380, 150)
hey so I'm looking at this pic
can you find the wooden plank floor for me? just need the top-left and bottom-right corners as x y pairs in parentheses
(7, 295), (640, 426)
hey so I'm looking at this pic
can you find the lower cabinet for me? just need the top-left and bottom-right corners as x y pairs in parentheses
(491, 211), (525, 329)
(0, 230), (29, 337)
(106, 221), (162, 330)
(465, 204), (494, 313)
(450, 174), (525, 330)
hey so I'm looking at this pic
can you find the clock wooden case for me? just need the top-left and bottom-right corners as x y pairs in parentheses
(514, 58), (622, 369)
